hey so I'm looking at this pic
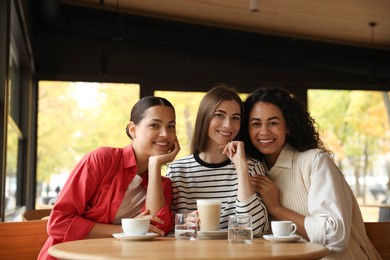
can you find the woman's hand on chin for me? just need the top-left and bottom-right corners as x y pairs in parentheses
(150, 139), (181, 165)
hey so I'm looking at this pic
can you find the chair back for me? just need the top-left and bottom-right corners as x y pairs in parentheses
(22, 208), (52, 221)
(365, 222), (390, 259)
(0, 219), (48, 260)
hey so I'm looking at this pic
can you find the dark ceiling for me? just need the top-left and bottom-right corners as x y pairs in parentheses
(62, 0), (390, 50)
(29, 0), (390, 91)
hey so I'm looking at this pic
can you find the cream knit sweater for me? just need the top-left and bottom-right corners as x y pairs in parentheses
(267, 145), (381, 260)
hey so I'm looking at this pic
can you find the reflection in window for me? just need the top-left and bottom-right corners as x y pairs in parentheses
(5, 120), (20, 214)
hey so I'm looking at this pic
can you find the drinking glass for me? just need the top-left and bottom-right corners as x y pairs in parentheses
(175, 213), (198, 240)
(228, 214), (253, 244)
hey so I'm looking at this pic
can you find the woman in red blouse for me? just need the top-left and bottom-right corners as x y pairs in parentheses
(39, 96), (180, 260)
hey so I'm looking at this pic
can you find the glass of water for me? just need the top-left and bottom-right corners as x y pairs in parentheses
(228, 214), (253, 244)
(175, 213), (198, 240)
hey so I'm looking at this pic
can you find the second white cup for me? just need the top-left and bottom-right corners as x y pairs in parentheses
(121, 218), (150, 236)
(271, 220), (297, 237)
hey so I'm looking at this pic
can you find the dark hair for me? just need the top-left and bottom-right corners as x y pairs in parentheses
(242, 87), (328, 159)
(126, 96), (175, 139)
(191, 84), (244, 154)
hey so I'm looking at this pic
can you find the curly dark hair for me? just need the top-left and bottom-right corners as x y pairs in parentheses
(242, 87), (328, 159)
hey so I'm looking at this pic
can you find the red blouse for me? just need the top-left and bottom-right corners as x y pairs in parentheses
(38, 145), (173, 260)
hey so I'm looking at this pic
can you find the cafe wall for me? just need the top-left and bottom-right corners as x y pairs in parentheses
(32, 4), (390, 97)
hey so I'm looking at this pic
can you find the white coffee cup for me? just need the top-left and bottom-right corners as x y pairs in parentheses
(121, 218), (150, 235)
(271, 220), (297, 237)
(197, 199), (221, 231)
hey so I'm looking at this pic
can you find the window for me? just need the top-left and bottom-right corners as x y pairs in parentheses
(155, 90), (206, 158)
(308, 89), (390, 222)
(36, 81), (140, 207)
(4, 47), (24, 221)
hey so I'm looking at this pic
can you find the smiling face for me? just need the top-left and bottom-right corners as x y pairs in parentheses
(207, 100), (241, 148)
(129, 105), (176, 156)
(248, 101), (288, 168)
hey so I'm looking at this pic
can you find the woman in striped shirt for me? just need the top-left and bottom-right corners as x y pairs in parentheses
(166, 84), (269, 237)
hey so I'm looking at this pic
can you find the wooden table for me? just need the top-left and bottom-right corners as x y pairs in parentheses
(49, 237), (329, 260)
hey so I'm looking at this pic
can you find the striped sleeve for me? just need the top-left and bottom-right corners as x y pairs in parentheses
(235, 158), (270, 236)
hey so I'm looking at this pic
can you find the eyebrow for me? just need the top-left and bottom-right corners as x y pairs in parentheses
(250, 116), (280, 122)
(215, 109), (241, 116)
(149, 119), (176, 124)
(267, 116), (280, 121)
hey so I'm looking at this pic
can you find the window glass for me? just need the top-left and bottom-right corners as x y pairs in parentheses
(36, 81), (140, 207)
(5, 48), (23, 221)
(308, 89), (390, 222)
(155, 90), (205, 159)
(5, 120), (20, 215)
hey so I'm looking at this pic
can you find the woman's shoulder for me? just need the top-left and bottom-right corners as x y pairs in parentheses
(92, 146), (121, 153)
(166, 154), (198, 177)
(297, 148), (332, 160)
(168, 154), (197, 169)
(81, 146), (126, 164)
(171, 154), (195, 163)
(294, 148), (334, 169)
(87, 146), (121, 156)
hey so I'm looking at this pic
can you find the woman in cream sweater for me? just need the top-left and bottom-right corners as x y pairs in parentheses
(244, 87), (381, 259)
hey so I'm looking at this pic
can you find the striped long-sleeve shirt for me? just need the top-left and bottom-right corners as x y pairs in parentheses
(166, 153), (269, 237)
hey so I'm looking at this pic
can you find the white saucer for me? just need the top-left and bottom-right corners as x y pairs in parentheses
(263, 234), (301, 242)
(197, 230), (228, 240)
(112, 232), (159, 241)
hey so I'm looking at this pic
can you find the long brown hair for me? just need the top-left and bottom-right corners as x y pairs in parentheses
(191, 84), (243, 154)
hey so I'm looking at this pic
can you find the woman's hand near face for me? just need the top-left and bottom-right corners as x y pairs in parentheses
(149, 138), (181, 167)
(146, 138), (180, 216)
(222, 141), (255, 200)
(221, 141), (246, 166)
